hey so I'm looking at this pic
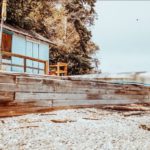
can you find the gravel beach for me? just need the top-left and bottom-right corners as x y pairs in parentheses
(0, 108), (150, 150)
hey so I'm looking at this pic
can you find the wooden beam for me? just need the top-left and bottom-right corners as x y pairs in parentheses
(2, 63), (44, 71)
(2, 51), (48, 74)
(44, 61), (49, 75)
(24, 58), (26, 72)
(0, 91), (14, 102)
(2, 51), (46, 63)
(53, 99), (141, 107)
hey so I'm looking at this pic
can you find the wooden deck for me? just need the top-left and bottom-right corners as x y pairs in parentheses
(0, 71), (150, 117)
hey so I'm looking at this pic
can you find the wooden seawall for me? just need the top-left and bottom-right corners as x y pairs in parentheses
(0, 72), (150, 117)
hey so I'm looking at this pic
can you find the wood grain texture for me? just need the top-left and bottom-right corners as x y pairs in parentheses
(0, 72), (149, 117)
(53, 100), (141, 107)
(0, 91), (14, 101)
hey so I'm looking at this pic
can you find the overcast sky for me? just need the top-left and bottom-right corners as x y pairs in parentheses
(92, 1), (150, 73)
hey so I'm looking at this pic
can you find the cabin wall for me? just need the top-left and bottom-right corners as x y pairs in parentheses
(2, 32), (49, 74)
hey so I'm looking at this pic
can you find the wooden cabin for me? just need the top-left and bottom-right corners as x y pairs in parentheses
(1, 24), (54, 74)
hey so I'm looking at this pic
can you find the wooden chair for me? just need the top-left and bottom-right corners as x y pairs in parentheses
(49, 62), (68, 76)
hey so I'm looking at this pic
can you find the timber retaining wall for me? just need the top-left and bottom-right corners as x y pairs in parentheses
(0, 72), (150, 117)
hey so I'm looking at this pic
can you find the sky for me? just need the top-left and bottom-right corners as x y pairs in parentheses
(92, 1), (150, 73)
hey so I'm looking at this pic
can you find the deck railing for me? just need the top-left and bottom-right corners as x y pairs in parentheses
(1, 51), (49, 74)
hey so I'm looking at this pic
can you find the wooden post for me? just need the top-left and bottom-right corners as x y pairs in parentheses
(24, 58), (26, 73)
(57, 62), (60, 76)
(44, 61), (49, 75)
(49, 62), (68, 76)
(0, 19), (3, 70)
(0, 0), (7, 70)
(64, 64), (68, 76)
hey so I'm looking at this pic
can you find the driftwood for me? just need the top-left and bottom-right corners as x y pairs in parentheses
(39, 113), (57, 116)
(103, 105), (150, 111)
(82, 118), (100, 121)
(50, 119), (76, 123)
(139, 124), (150, 131)
(123, 112), (149, 117)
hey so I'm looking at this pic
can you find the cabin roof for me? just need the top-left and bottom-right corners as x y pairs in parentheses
(3, 24), (56, 45)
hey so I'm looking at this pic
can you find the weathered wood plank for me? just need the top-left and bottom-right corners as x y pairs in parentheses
(4, 77), (146, 93)
(114, 89), (149, 95)
(0, 75), (16, 83)
(16, 77), (43, 85)
(53, 99), (141, 107)
(16, 76), (148, 92)
(12, 100), (53, 107)
(0, 91), (14, 102)
(0, 83), (16, 92)
(0, 105), (53, 117)
(15, 92), (146, 101)
(1, 82), (148, 98)
(16, 84), (110, 94)
(15, 92), (89, 100)
(99, 94), (146, 101)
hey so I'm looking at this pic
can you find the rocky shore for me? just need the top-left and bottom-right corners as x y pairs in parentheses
(0, 108), (150, 150)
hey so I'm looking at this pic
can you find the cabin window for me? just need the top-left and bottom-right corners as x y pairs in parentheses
(2, 32), (12, 59)
(26, 41), (40, 74)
